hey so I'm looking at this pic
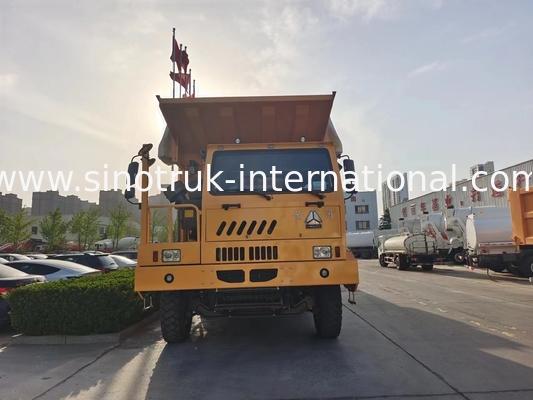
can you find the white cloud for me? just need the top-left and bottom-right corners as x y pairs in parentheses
(0, 74), (18, 92)
(461, 23), (515, 44)
(326, 0), (400, 21)
(409, 61), (449, 77)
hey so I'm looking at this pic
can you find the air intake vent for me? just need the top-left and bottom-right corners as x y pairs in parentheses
(216, 247), (246, 262)
(216, 220), (277, 236)
(249, 246), (278, 261)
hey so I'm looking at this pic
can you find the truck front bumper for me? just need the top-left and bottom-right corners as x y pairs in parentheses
(134, 259), (359, 292)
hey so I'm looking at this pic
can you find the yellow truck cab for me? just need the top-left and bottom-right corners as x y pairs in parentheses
(125, 92), (359, 343)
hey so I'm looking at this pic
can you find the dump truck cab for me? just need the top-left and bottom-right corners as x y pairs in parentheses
(126, 93), (359, 343)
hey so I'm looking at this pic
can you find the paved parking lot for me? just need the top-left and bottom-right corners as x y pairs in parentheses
(1, 260), (533, 400)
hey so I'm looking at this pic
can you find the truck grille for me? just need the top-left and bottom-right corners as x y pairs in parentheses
(216, 219), (277, 237)
(215, 246), (279, 262)
(215, 288), (282, 307)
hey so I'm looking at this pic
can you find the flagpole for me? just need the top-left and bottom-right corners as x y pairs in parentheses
(179, 44), (183, 98)
(188, 68), (191, 96)
(172, 28), (176, 98)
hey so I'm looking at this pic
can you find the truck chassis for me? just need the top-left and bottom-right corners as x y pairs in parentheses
(159, 285), (344, 343)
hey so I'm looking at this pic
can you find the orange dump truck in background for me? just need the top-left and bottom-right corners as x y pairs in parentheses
(124, 92), (360, 343)
(506, 185), (533, 278)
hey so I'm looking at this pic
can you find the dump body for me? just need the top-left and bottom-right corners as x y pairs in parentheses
(505, 185), (533, 277)
(130, 93), (360, 342)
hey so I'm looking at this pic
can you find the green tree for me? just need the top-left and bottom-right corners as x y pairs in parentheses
(379, 208), (392, 230)
(82, 208), (101, 250)
(40, 208), (69, 252)
(125, 221), (140, 238)
(69, 208), (101, 251)
(0, 209), (9, 243)
(69, 210), (85, 251)
(150, 210), (167, 243)
(5, 207), (34, 251)
(107, 203), (131, 249)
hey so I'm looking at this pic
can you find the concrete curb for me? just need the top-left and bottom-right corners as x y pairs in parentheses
(9, 311), (160, 346)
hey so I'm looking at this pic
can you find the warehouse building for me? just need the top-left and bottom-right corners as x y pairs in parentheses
(389, 159), (533, 226)
(345, 190), (379, 232)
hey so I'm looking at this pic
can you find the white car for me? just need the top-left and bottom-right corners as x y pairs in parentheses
(4, 259), (101, 282)
(1, 254), (32, 261)
(109, 254), (136, 268)
(0, 257), (8, 264)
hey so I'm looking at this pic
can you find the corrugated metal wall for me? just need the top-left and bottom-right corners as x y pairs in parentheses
(390, 160), (533, 224)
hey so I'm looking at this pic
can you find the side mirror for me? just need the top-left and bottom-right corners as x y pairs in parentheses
(127, 161), (139, 187)
(125, 187), (136, 200)
(343, 158), (355, 173)
(342, 158), (357, 193)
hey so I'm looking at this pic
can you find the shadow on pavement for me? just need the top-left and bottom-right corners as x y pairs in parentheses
(3, 291), (533, 400)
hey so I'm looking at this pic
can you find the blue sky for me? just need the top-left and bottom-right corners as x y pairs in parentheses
(1, 0), (532, 215)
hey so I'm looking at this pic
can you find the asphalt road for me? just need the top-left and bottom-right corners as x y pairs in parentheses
(2, 261), (533, 400)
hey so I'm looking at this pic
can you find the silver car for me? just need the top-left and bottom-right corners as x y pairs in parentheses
(5, 259), (101, 282)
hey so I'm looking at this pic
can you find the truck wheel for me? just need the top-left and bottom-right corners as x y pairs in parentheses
(505, 262), (523, 277)
(160, 291), (193, 343)
(488, 263), (506, 273)
(313, 285), (342, 339)
(422, 264), (433, 271)
(451, 250), (464, 265)
(518, 255), (533, 278)
(396, 255), (409, 270)
(361, 250), (371, 259)
(379, 254), (388, 267)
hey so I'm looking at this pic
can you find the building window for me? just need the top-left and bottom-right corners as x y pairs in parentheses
(355, 205), (369, 214)
(99, 226), (106, 235)
(31, 226), (38, 235)
(356, 221), (371, 230)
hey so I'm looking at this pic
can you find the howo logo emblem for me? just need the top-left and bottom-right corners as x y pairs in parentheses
(305, 210), (322, 229)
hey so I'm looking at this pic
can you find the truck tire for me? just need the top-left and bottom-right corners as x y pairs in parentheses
(518, 255), (533, 278)
(488, 263), (506, 273)
(361, 250), (371, 259)
(505, 262), (523, 277)
(379, 254), (388, 267)
(396, 255), (409, 270)
(451, 249), (464, 265)
(313, 285), (342, 339)
(422, 264), (433, 271)
(160, 291), (193, 343)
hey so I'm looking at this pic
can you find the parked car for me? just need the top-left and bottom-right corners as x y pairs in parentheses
(0, 264), (46, 324)
(26, 254), (48, 260)
(0, 257), (8, 264)
(1, 254), (32, 262)
(111, 250), (138, 260)
(49, 253), (119, 273)
(5, 259), (101, 282)
(109, 254), (136, 268)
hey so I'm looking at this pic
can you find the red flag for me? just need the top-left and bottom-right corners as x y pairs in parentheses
(170, 38), (189, 72)
(169, 72), (190, 90)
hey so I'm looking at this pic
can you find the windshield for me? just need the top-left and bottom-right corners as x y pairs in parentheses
(209, 148), (335, 195)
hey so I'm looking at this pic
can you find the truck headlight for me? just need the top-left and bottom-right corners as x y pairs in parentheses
(162, 249), (181, 262)
(313, 246), (332, 259)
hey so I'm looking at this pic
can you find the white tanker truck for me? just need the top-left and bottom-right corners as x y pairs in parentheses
(464, 206), (519, 274)
(346, 231), (377, 259)
(378, 218), (439, 271)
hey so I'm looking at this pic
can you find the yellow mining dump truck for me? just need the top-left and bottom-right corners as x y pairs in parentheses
(124, 92), (359, 343)
(506, 185), (533, 278)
